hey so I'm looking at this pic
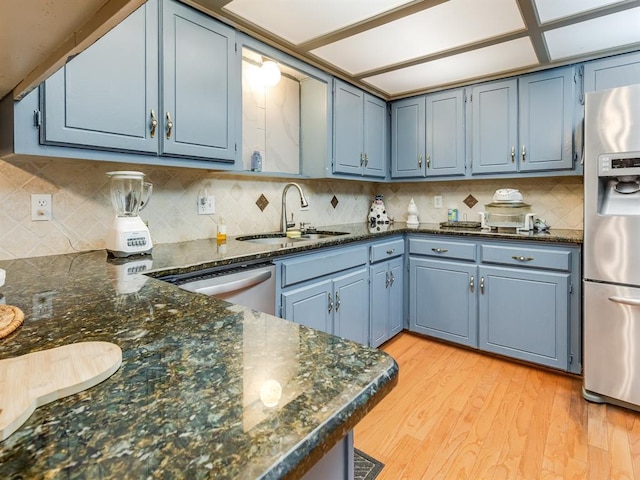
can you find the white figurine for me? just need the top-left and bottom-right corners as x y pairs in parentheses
(407, 198), (419, 227)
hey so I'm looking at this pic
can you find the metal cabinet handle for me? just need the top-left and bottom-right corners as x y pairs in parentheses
(150, 109), (157, 138)
(426, 154), (431, 168)
(512, 255), (534, 262)
(522, 145), (526, 162)
(511, 146), (515, 163)
(418, 155), (423, 168)
(335, 292), (341, 311)
(328, 293), (333, 313)
(480, 276), (485, 294)
(470, 275), (474, 293)
(166, 111), (173, 139)
(431, 248), (449, 253)
(364, 153), (368, 167)
(389, 272), (395, 287)
(609, 296), (640, 307)
(385, 271), (390, 288)
(360, 152), (365, 166)
(386, 249), (395, 255)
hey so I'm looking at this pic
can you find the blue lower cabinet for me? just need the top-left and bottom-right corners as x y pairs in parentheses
(478, 266), (569, 370)
(370, 257), (404, 348)
(409, 257), (478, 348)
(281, 268), (369, 345)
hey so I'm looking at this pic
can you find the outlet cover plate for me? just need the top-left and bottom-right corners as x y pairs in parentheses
(198, 195), (215, 215)
(31, 194), (52, 221)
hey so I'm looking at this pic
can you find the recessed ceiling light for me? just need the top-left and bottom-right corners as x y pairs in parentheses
(311, 0), (525, 75)
(224, 0), (415, 45)
(534, 0), (625, 23)
(544, 8), (640, 60)
(363, 37), (538, 95)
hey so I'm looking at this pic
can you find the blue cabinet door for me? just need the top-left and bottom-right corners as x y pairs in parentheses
(334, 268), (369, 345)
(470, 79), (518, 174)
(410, 258), (478, 347)
(519, 68), (575, 172)
(388, 257), (404, 337)
(369, 263), (389, 347)
(478, 266), (569, 370)
(363, 94), (387, 178)
(426, 89), (466, 177)
(161, 0), (236, 162)
(584, 51), (640, 92)
(42, 0), (159, 153)
(282, 279), (333, 334)
(391, 96), (425, 178)
(333, 80), (364, 175)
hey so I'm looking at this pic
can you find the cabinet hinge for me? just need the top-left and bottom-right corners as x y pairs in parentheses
(235, 42), (238, 52)
(235, 142), (237, 152)
(569, 283), (573, 294)
(577, 65), (585, 105)
(569, 354), (574, 364)
(33, 109), (41, 128)
(279, 305), (283, 317)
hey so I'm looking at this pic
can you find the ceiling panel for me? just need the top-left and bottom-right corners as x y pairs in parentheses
(544, 7), (640, 60)
(310, 0), (525, 75)
(534, 0), (625, 23)
(362, 37), (538, 95)
(223, 0), (415, 45)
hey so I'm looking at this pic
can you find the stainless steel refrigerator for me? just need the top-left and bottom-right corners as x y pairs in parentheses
(583, 84), (640, 410)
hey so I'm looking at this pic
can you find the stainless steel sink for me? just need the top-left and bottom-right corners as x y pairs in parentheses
(236, 231), (348, 244)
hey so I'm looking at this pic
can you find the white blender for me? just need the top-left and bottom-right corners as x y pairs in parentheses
(105, 171), (153, 257)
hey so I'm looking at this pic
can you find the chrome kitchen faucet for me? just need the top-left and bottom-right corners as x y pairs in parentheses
(281, 183), (309, 233)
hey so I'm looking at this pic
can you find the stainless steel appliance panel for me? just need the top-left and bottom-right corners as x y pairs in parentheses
(584, 281), (640, 406)
(584, 84), (640, 286)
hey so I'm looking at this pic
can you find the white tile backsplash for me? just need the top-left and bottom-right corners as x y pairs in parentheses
(0, 158), (583, 260)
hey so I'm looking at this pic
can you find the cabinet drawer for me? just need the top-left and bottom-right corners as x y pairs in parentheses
(409, 237), (476, 261)
(370, 238), (405, 263)
(281, 246), (368, 287)
(480, 244), (571, 271)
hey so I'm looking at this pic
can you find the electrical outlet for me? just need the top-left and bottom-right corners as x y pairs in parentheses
(197, 195), (215, 215)
(433, 195), (443, 208)
(31, 194), (52, 221)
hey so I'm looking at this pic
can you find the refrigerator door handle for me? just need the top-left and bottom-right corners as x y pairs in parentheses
(609, 296), (640, 307)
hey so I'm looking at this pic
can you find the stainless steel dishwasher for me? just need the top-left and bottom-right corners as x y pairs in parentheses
(161, 262), (276, 315)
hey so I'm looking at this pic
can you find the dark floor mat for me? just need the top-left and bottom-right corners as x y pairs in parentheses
(354, 448), (384, 480)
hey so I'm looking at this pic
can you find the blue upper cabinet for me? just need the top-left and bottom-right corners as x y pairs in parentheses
(333, 79), (386, 178)
(391, 96), (425, 178)
(38, 0), (237, 166)
(41, 0), (159, 153)
(470, 67), (576, 175)
(470, 79), (518, 175)
(161, 0), (236, 162)
(519, 68), (575, 172)
(425, 89), (466, 177)
(584, 51), (640, 92)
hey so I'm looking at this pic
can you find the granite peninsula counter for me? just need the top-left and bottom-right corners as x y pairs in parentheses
(0, 222), (581, 478)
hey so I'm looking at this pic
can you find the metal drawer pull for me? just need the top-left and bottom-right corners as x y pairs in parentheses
(418, 155), (423, 168)
(360, 152), (365, 166)
(426, 154), (431, 168)
(386, 248), (395, 255)
(328, 293), (333, 313)
(480, 276), (485, 294)
(432, 248), (449, 253)
(364, 153), (369, 167)
(470, 275), (474, 293)
(389, 272), (395, 287)
(522, 144), (526, 162)
(511, 146), (515, 163)
(512, 255), (534, 262)
(150, 109), (157, 138)
(385, 271), (390, 288)
(166, 111), (173, 139)
(609, 296), (640, 307)
(335, 292), (341, 311)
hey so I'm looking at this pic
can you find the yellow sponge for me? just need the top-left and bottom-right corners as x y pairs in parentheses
(286, 230), (301, 238)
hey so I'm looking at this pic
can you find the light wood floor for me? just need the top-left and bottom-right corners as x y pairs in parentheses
(354, 333), (640, 480)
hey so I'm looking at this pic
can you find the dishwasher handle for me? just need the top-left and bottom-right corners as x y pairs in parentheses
(191, 269), (273, 296)
(609, 296), (640, 307)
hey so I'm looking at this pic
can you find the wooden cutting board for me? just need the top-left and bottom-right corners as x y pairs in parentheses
(0, 341), (122, 441)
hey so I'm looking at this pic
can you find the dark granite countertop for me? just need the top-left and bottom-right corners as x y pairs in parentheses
(0, 250), (397, 479)
(0, 222), (581, 478)
(146, 222), (582, 277)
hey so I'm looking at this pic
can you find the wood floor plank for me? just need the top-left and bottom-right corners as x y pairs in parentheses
(354, 333), (640, 480)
